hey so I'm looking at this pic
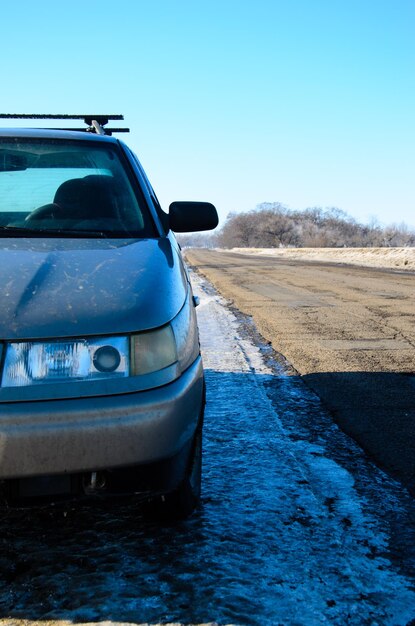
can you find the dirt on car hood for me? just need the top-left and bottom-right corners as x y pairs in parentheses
(0, 236), (187, 340)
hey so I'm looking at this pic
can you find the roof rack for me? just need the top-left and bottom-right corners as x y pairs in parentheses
(0, 114), (129, 135)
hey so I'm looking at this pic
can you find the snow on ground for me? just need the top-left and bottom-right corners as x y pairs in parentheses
(226, 247), (415, 271)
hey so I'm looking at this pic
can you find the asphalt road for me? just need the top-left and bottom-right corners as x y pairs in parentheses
(186, 249), (415, 493)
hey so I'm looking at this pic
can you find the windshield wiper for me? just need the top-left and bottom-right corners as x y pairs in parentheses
(0, 225), (109, 238)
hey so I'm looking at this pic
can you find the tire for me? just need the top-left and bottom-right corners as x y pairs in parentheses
(143, 425), (203, 522)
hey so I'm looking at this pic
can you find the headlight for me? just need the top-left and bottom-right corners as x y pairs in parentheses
(1, 294), (199, 389)
(2, 337), (129, 387)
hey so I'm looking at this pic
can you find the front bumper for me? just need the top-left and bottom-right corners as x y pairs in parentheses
(0, 356), (204, 480)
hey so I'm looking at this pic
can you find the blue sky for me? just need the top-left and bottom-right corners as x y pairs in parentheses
(1, 0), (414, 229)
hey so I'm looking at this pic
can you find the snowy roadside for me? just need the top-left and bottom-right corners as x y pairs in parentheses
(225, 246), (415, 271)
(192, 272), (415, 625)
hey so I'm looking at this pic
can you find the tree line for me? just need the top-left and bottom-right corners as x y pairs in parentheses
(177, 203), (415, 248)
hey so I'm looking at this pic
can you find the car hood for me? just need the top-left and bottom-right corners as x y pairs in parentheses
(0, 237), (187, 340)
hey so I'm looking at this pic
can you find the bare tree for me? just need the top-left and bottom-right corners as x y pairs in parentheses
(215, 203), (415, 249)
(382, 223), (415, 247)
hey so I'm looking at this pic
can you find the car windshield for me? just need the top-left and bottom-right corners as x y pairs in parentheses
(0, 138), (156, 238)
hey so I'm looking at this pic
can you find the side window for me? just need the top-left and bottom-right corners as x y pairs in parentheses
(127, 149), (169, 233)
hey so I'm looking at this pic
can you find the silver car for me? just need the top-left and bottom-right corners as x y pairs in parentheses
(0, 115), (218, 519)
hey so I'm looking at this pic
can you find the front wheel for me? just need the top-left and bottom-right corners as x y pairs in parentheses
(144, 425), (202, 522)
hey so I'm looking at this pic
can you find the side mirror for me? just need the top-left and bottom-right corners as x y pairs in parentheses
(169, 201), (218, 232)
